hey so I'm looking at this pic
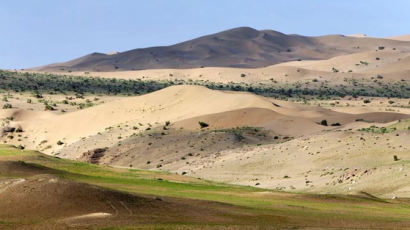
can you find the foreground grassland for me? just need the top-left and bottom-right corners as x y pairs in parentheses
(1, 70), (409, 98)
(0, 145), (409, 229)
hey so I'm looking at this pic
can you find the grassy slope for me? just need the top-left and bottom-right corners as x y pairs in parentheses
(1, 145), (410, 229)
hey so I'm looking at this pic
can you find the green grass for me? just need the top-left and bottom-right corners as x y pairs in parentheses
(1, 145), (410, 228)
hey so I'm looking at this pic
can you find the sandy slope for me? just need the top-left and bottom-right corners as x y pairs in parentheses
(386, 34), (410, 41)
(181, 125), (410, 198)
(277, 50), (410, 75)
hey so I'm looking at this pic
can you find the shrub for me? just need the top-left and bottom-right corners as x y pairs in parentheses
(198, 121), (209, 128)
(331, 122), (341, 126)
(44, 104), (55, 111)
(33, 92), (43, 98)
(363, 99), (371, 104)
(57, 140), (64, 145)
(320, 120), (328, 126)
(2, 103), (12, 109)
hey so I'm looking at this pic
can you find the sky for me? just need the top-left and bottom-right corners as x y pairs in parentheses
(1, 0), (409, 69)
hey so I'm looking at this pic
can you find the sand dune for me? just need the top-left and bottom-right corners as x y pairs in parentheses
(173, 108), (327, 136)
(12, 86), (277, 154)
(3, 85), (407, 157)
(362, 55), (410, 76)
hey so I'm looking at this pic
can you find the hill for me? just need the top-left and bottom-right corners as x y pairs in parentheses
(31, 27), (410, 71)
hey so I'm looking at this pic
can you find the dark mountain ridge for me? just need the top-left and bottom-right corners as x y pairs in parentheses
(32, 27), (410, 71)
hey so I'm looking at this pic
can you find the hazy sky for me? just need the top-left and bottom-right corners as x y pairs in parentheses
(1, 0), (409, 69)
